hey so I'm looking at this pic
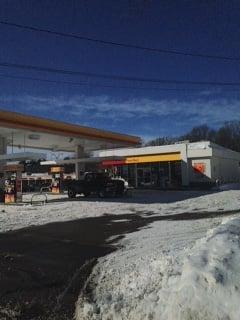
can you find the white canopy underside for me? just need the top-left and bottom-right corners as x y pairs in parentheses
(0, 126), (126, 153)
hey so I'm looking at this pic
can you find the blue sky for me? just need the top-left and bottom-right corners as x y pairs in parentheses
(0, 0), (240, 142)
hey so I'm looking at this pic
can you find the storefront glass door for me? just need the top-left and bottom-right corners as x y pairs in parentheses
(137, 166), (152, 187)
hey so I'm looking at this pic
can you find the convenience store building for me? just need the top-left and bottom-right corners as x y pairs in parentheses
(93, 141), (240, 188)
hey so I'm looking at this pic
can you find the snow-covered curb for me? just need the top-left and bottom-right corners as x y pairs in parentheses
(75, 216), (240, 320)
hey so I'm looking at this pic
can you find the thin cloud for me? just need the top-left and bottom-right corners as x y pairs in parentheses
(1, 94), (240, 137)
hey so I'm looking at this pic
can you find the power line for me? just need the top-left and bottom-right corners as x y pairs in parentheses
(0, 61), (240, 86)
(2, 74), (240, 101)
(0, 73), (203, 91)
(0, 73), (240, 93)
(0, 20), (239, 62)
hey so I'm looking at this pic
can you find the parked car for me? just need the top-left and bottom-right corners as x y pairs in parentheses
(67, 172), (125, 198)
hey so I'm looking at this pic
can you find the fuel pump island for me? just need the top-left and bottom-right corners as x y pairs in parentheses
(51, 166), (64, 194)
(0, 164), (24, 204)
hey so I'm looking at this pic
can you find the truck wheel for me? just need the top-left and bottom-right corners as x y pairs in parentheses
(68, 189), (76, 198)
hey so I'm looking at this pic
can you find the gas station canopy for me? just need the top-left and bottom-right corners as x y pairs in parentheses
(0, 110), (141, 152)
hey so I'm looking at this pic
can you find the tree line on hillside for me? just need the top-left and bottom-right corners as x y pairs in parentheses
(146, 121), (240, 152)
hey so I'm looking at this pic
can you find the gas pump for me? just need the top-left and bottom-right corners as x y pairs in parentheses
(2, 164), (24, 204)
(51, 166), (64, 194)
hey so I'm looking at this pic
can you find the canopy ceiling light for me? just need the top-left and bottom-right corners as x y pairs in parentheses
(28, 134), (40, 140)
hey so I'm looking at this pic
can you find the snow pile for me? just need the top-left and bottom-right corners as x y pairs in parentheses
(75, 217), (240, 320)
(165, 217), (240, 320)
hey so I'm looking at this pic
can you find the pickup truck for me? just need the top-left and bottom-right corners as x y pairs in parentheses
(67, 172), (125, 198)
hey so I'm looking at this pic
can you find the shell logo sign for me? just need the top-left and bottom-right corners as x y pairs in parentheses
(193, 163), (206, 174)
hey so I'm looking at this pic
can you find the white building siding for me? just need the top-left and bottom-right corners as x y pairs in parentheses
(187, 141), (212, 158)
(210, 143), (240, 183)
(92, 144), (184, 158)
(211, 156), (240, 183)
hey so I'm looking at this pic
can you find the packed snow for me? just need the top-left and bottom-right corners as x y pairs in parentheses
(74, 189), (240, 320)
(75, 216), (222, 320)
(1, 188), (240, 232)
(1, 188), (240, 319)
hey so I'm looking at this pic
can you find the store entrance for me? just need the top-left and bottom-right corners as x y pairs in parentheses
(137, 166), (152, 187)
(109, 161), (182, 189)
(136, 161), (182, 189)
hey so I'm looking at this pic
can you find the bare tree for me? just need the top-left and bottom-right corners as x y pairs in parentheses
(181, 125), (216, 142)
(216, 121), (240, 152)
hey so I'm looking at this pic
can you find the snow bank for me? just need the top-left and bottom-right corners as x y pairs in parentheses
(164, 217), (240, 320)
(75, 217), (240, 320)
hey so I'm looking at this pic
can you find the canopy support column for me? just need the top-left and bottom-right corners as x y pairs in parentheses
(75, 145), (86, 179)
(0, 137), (7, 153)
(180, 144), (189, 186)
(168, 161), (172, 185)
(0, 136), (7, 190)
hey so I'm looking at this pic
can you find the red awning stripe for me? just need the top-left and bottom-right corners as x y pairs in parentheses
(101, 160), (126, 166)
